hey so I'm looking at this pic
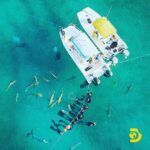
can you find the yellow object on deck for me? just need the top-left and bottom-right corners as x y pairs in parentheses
(92, 17), (117, 38)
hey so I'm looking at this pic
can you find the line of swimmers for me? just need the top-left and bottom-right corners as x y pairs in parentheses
(50, 91), (96, 135)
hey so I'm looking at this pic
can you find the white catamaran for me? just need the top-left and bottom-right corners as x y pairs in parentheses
(59, 25), (112, 85)
(77, 7), (129, 65)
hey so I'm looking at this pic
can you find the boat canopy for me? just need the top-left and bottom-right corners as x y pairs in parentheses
(92, 17), (117, 38)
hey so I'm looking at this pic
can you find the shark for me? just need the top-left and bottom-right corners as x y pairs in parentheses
(6, 80), (17, 91)
(57, 91), (63, 104)
(49, 92), (55, 106)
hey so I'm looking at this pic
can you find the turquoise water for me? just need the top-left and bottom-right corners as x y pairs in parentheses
(0, 0), (150, 150)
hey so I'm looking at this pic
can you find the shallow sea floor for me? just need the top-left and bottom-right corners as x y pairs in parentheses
(0, 0), (150, 150)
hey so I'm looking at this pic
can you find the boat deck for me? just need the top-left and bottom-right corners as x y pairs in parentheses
(60, 25), (111, 84)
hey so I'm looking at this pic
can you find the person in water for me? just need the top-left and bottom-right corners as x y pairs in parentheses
(86, 91), (92, 97)
(26, 129), (51, 143)
(85, 97), (91, 103)
(75, 96), (85, 101)
(58, 110), (77, 123)
(78, 121), (96, 127)
(50, 120), (65, 135)
(59, 120), (73, 131)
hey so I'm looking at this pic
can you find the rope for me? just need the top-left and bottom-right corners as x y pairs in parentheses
(119, 53), (150, 64)
(50, 136), (62, 150)
(106, 6), (113, 18)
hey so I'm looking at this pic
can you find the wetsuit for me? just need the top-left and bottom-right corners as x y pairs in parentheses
(50, 120), (65, 135)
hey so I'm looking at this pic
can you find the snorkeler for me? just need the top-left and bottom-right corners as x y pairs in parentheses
(73, 100), (87, 109)
(77, 114), (84, 120)
(50, 120), (65, 135)
(58, 110), (82, 124)
(86, 122), (96, 126)
(75, 97), (85, 101)
(69, 111), (78, 118)
(58, 110), (73, 121)
(59, 119), (68, 125)
(74, 100), (84, 107)
(26, 129), (51, 143)
(69, 105), (82, 115)
(59, 120), (73, 131)
(86, 91), (92, 97)
(85, 97), (91, 103)
(68, 104), (81, 112)
(56, 91), (63, 104)
(70, 109), (85, 121)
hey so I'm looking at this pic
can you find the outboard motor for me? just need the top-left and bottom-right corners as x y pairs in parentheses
(104, 70), (112, 78)
(92, 77), (100, 86)
(80, 80), (89, 88)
